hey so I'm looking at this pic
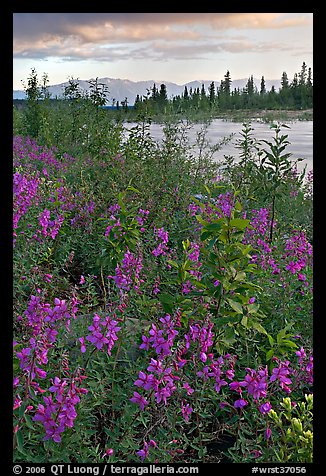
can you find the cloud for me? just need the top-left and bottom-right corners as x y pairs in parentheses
(13, 13), (312, 62)
(13, 12), (312, 41)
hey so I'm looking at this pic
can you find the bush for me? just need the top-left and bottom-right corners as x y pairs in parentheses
(13, 99), (313, 463)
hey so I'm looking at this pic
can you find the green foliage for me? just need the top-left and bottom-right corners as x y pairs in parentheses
(268, 395), (313, 463)
(13, 69), (313, 464)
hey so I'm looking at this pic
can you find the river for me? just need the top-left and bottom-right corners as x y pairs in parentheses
(125, 119), (313, 173)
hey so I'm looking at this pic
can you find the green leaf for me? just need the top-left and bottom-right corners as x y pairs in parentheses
(196, 215), (209, 226)
(250, 320), (267, 335)
(241, 315), (248, 327)
(126, 185), (141, 194)
(266, 349), (274, 361)
(24, 414), (35, 430)
(159, 293), (175, 313)
(200, 231), (212, 241)
(235, 201), (242, 212)
(16, 430), (24, 453)
(234, 271), (246, 281)
(229, 218), (251, 230)
(281, 340), (298, 349)
(204, 184), (211, 196)
(227, 298), (243, 314)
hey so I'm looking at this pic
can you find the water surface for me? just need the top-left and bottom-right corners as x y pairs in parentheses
(125, 120), (313, 172)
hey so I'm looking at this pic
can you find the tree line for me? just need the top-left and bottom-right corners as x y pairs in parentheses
(133, 62), (313, 114)
(14, 62), (313, 133)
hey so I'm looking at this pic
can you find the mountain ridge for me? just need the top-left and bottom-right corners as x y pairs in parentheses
(13, 77), (281, 103)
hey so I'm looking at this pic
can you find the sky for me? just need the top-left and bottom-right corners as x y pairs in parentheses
(13, 13), (313, 89)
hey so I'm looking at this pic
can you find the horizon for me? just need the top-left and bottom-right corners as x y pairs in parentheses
(13, 74), (283, 91)
(13, 13), (313, 90)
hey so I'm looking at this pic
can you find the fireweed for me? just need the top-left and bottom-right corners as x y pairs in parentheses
(127, 311), (313, 461)
(13, 292), (123, 445)
(13, 127), (312, 462)
(13, 292), (87, 444)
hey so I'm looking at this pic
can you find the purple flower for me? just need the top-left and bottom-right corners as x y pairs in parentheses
(183, 382), (194, 395)
(229, 381), (242, 393)
(147, 358), (163, 374)
(270, 362), (292, 392)
(134, 371), (156, 390)
(130, 391), (149, 410)
(86, 330), (109, 350)
(136, 442), (149, 462)
(234, 399), (248, 409)
(259, 402), (272, 414)
(214, 378), (228, 393)
(154, 384), (175, 405)
(265, 427), (272, 440)
(104, 448), (114, 457)
(239, 368), (268, 399)
(225, 369), (235, 381)
(251, 450), (263, 458)
(79, 337), (86, 353)
(295, 347), (306, 360)
(181, 402), (193, 422)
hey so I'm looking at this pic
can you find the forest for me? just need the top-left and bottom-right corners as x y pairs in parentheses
(13, 62), (313, 120)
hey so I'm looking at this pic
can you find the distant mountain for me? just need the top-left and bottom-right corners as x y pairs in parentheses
(13, 77), (281, 103)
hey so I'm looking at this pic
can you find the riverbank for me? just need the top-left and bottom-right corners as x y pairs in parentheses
(119, 108), (313, 125)
(215, 108), (313, 123)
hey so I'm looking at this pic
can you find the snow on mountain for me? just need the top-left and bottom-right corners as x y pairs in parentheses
(13, 77), (281, 103)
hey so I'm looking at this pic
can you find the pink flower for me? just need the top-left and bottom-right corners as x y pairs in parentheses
(79, 337), (86, 353)
(130, 391), (149, 410)
(251, 450), (262, 458)
(265, 427), (272, 440)
(181, 402), (193, 422)
(183, 382), (194, 395)
(259, 402), (272, 414)
(104, 448), (114, 457)
(234, 398), (248, 409)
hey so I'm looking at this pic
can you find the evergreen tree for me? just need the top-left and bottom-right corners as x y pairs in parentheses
(183, 85), (189, 100)
(246, 75), (255, 96)
(260, 76), (266, 95)
(200, 83), (209, 110)
(134, 94), (142, 110)
(267, 85), (277, 109)
(299, 61), (308, 86)
(191, 87), (200, 110)
(208, 81), (215, 101)
(158, 84), (168, 103)
(281, 71), (289, 90)
(307, 68), (313, 87)
(306, 68), (313, 108)
(158, 83), (168, 112)
(291, 73), (298, 89)
(121, 97), (128, 112)
(219, 71), (232, 110)
(223, 70), (232, 96)
(151, 83), (158, 100)
(279, 72), (291, 108)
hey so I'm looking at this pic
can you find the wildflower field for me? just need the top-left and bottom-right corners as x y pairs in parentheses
(13, 90), (313, 463)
